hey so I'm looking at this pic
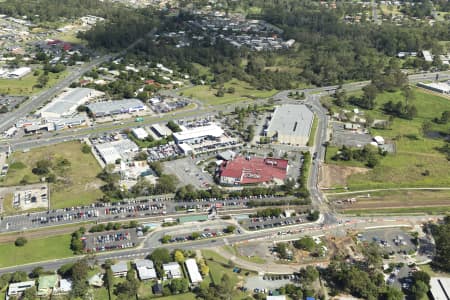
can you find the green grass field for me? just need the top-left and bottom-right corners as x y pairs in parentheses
(0, 234), (73, 267)
(326, 88), (450, 190)
(0, 141), (104, 209)
(0, 70), (68, 96)
(182, 79), (277, 106)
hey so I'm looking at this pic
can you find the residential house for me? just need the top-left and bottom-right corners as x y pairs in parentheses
(163, 262), (182, 279)
(111, 261), (128, 277)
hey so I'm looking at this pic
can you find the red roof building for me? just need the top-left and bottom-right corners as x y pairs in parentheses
(219, 155), (288, 185)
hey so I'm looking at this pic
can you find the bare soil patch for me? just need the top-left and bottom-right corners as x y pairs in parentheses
(320, 164), (369, 188)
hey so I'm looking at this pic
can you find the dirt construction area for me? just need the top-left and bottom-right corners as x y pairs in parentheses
(319, 164), (369, 188)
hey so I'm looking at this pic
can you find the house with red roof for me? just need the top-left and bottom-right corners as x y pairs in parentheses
(219, 155), (288, 185)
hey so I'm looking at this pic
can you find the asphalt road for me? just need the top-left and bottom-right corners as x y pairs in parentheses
(0, 214), (436, 275)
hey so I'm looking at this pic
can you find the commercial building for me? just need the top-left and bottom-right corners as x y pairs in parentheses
(5, 67), (31, 78)
(87, 99), (147, 117)
(219, 155), (288, 185)
(417, 82), (450, 94)
(151, 124), (173, 138)
(111, 261), (128, 277)
(430, 277), (450, 300)
(173, 123), (224, 144)
(94, 139), (139, 165)
(135, 259), (157, 280)
(265, 104), (314, 146)
(132, 127), (149, 140)
(39, 88), (102, 119)
(7, 281), (35, 298)
(185, 258), (203, 284)
(163, 262), (182, 279)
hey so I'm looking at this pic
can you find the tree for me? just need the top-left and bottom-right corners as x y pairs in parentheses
(104, 267), (114, 300)
(174, 250), (185, 263)
(14, 237), (27, 247)
(149, 248), (171, 277)
(169, 278), (189, 294)
(293, 236), (316, 252)
(161, 235), (172, 244)
(411, 280), (429, 300)
(383, 286), (404, 300)
(362, 242), (383, 269)
(298, 265), (319, 285)
(22, 287), (37, 300)
(413, 271), (430, 286)
(431, 217), (450, 271)
(70, 259), (89, 299)
(11, 271), (27, 283)
(30, 267), (44, 278)
(81, 144), (91, 154)
(225, 225), (236, 233)
(191, 232), (200, 240)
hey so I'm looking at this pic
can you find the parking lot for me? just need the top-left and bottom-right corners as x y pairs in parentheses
(331, 122), (373, 147)
(241, 213), (310, 231)
(0, 95), (26, 111)
(358, 228), (417, 257)
(147, 144), (182, 162)
(83, 229), (139, 252)
(163, 157), (215, 189)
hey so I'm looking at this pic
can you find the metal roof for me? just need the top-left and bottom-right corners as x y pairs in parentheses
(40, 88), (97, 116)
(185, 258), (203, 283)
(267, 104), (313, 139)
(173, 123), (224, 142)
(87, 99), (146, 114)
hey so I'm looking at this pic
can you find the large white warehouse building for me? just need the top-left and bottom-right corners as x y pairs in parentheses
(39, 88), (103, 119)
(265, 104), (314, 146)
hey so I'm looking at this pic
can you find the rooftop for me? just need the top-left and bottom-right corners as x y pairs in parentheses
(40, 88), (99, 116)
(173, 123), (224, 142)
(267, 104), (314, 138)
(87, 99), (146, 114)
(220, 155), (288, 184)
(185, 258), (203, 283)
(111, 261), (128, 274)
(430, 277), (450, 300)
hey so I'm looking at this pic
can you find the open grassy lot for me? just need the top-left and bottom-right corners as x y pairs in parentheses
(0, 141), (104, 209)
(223, 245), (267, 264)
(0, 234), (73, 267)
(181, 79), (277, 105)
(0, 69), (68, 96)
(326, 88), (450, 190)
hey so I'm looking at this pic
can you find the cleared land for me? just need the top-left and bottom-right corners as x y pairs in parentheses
(0, 234), (73, 267)
(325, 88), (450, 190)
(0, 70), (68, 96)
(0, 141), (104, 209)
(181, 79), (277, 105)
(328, 190), (450, 214)
(319, 164), (369, 189)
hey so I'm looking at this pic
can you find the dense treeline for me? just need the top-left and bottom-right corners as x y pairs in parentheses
(0, 0), (116, 23)
(430, 216), (450, 272)
(77, 0), (450, 88)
